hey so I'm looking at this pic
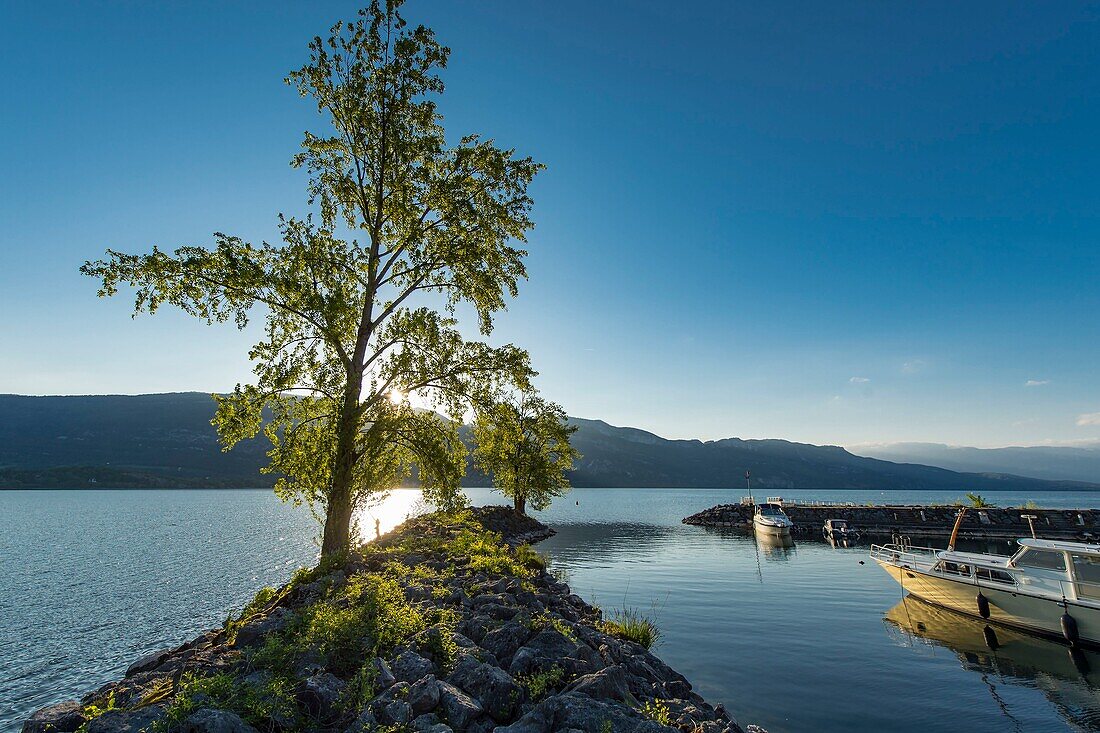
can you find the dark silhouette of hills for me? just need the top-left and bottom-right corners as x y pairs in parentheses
(1, 393), (1096, 491)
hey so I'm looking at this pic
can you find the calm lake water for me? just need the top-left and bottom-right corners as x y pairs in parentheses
(4, 487), (1100, 733)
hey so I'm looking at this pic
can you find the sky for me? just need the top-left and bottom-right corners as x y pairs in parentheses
(2, 1), (1099, 449)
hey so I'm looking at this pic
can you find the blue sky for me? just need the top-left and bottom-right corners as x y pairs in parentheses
(2, 1), (1099, 448)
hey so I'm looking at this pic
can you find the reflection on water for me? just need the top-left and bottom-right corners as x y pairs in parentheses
(5, 487), (1100, 733)
(886, 596), (1100, 731)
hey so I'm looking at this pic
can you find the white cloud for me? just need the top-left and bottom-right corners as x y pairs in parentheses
(849, 376), (870, 384)
(1025, 379), (1050, 387)
(1078, 412), (1100, 427)
(902, 359), (926, 374)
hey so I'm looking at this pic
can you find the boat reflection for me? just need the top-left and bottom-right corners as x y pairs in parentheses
(885, 596), (1100, 730)
(755, 531), (795, 558)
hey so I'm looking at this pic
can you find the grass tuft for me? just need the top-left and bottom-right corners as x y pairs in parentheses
(600, 608), (662, 649)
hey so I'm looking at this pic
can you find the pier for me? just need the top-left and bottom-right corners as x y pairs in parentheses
(683, 501), (1100, 541)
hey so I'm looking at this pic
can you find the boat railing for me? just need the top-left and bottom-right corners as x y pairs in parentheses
(870, 543), (939, 566)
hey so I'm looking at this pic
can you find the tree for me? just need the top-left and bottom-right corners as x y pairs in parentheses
(80, 0), (541, 556)
(472, 390), (579, 515)
(966, 493), (996, 508)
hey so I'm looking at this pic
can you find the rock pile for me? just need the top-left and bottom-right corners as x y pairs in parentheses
(24, 507), (751, 733)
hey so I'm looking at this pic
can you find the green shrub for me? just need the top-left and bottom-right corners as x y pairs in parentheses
(518, 665), (565, 700)
(601, 608), (661, 649)
(156, 672), (297, 732)
(254, 572), (426, 677)
(224, 586), (279, 643)
(639, 699), (671, 725)
(514, 544), (547, 571)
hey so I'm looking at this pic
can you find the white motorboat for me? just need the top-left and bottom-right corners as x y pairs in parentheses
(753, 502), (794, 537)
(871, 535), (1100, 647)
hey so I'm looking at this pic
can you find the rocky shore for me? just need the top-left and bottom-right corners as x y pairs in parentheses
(24, 506), (752, 733)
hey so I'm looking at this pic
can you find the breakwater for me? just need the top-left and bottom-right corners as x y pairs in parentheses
(24, 506), (752, 733)
(683, 502), (1100, 540)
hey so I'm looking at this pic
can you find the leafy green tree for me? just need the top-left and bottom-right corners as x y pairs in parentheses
(966, 493), (996, 508)
(81, 0), (541, 556)
(472, 390), (579, 515)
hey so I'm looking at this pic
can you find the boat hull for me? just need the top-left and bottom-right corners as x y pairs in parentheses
(876, 561), (1100, 647)
(753, 519), (791, 537)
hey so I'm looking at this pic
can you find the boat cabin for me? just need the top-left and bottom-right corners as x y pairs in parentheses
(931, 538), (1100, 602)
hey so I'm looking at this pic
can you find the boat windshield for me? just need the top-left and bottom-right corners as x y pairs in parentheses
(758, 504), (783, 515)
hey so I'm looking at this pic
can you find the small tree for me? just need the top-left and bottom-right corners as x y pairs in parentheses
(81, 1), (540, 556)
(966, 493), (996, 508)
(472, 391), (579, 515)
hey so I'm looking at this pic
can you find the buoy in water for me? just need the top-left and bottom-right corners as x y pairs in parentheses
(982, 625), (999, 651)
(1061, 612), (1080, 645)
(976, 592), (990, 619)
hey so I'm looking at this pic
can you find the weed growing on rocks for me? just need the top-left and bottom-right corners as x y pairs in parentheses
(601, 608), (662, 649)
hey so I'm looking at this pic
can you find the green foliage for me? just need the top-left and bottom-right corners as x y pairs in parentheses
(518, 665), (565, 700)
(80, 0), (541, 555)
(600, 721), (613, 733)
(528, 612), (576, 642)
(472, 389), (579, 515)
(157, 673), (298, 732)
(1021, 500), (1040, 509)
(255, 572), (426, 676)
(514, 544), (547, 571)
(601, 608), (662, 649)
(966, 493), (996, 508)
(343, 663), (380, 712)
(81, 691), (118, 722)
(639, 699), (672, 725)
(420, 623), (461, 674)
(224, 586), (279, 643)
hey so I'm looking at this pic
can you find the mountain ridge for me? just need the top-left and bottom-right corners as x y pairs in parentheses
(1, 393), (1097, 491)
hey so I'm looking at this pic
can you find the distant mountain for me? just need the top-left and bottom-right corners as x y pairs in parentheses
(851, 442), (1100, 484)
(561, 418), (1098, 491)
(1, 393), (1097, 491)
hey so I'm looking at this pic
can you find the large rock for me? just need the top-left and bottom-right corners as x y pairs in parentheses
(490, 706), (554, 733)
(541, 692), (673, 733)
(296, 672), (347, 722)
(479, 622), (531, 664)
(408, 675), (442, 715)
(448, 655), (524, 722)
(437, 680), (485, 731)
(233, 608), (294, 648)
(563, 665), (631, 702)
(180, 709), (259, 733)
(392, 649), (436, 682)
(125, 649), (176, 678)
(83, 707), (166, 733)
(22, 701), (85, 733)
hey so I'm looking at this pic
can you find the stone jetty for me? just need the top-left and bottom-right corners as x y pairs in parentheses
(684, 502), (1100, 541)
(24, 506), (755, 733)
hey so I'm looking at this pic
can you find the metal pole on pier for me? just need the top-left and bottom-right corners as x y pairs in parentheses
(745, 470), (753, 504)
(1021, 514), (1038, 539)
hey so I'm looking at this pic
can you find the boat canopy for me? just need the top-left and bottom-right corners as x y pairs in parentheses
(1016, 538), (1100, 555)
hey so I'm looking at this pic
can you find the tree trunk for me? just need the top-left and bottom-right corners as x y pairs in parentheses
(321, 493), (354, 556)
(514, 494), (526, 515)
(322, 373), (365, 557)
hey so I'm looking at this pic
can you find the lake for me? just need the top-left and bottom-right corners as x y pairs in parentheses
(4, 487), (1100, 732)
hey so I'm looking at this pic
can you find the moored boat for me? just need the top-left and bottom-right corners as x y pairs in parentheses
(823, 518), (859, 542)
(871, 536), (1100, 647)
(753, 502), (794, 537)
